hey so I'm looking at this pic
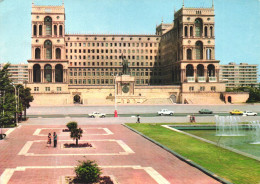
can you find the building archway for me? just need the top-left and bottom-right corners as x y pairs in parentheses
(228, 96), (232, 103)
(170, 94), (177, 103)
(35, 48), (41, 59)
(207, 64), (215, 76)
(186, 64), (194, 77)
(195, 41), (203, 59)
(197, 64), (204, 77)
(55, 64), (63, 82)
(195, 18), (203, 37)
(33, 64), (41, 83)
(44, 64), (52, 82)
(44, 40), (52, 59)
(44, 16), (52, 36)
(56, 48), (61, 59)
(73, 95), (81, 104)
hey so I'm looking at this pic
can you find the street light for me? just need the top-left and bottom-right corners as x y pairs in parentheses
(111, 73), (118, 117)
(0, 91), (5, 139)
(11, 84), (22, 126)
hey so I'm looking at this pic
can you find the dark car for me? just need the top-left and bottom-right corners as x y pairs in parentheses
(199, 109), (213, 114)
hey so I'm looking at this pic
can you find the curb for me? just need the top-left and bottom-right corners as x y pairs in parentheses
(123, 124), (233, 184)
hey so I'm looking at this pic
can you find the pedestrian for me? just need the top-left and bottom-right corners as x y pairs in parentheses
(47, 133), (51, 147)
(136, 115), (140, 123)
(190, 115), (193, 123)
(193, 114), (196, 123)
(53, 132), (58, 148)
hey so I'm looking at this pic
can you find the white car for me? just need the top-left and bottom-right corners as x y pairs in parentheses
(157, 109), (174, 116)
(88, 112), (106, 118)
(243, 111), (257, 116)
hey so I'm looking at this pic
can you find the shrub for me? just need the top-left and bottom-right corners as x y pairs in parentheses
(70, 128), (83, 146)
(66, 121), (78, 131)
(75, 160), (102, 183)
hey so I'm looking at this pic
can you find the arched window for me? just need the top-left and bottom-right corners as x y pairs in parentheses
(186, 64), (194, 77)
(184, 26), (188, 37)
(44, 40), (52, 59)
(59, 25), (63, 36)
(204, 26), (208, 37)
(187, 49), (192, 60)
(44, 64), (52, 82)
(56, 48), (61, 59)
(54, 25), (57, 36)
(207, 64), (215, 77)
(195, 41), (203, 59)
(210, 26), (213, 37)
(33, 64), (41, 83)
(190, 26), (193, 36)
(197, 64), (204, 76)
(39, 25), (42, 36)
(35, 48), (41, 59)
(44, 16), (52, 36)
(206, 49), (212, 60)
(55, 64), (63, 82)
(33, 25), (37, 36)
(195, 18), (203, 37)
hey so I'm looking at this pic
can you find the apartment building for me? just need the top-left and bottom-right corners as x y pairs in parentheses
(0, 63), (28, 85)
(220, 62), (258, 88)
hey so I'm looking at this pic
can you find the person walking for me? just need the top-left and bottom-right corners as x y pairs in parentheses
(53, 132), (58, 148)
(136, 115), (140, 123)
(47, 133), (51, 147)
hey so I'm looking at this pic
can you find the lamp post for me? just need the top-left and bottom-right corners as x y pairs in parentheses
(0, 91), (4, 139)
(12, 84), (21, 126)
(112, 73), (118, 117)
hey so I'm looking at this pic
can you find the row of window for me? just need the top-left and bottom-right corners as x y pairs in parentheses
(189, 86), (216, 92)
(66, 42), (158, 48)
(69, 71), (162, 77)
(69, 79), (162, 85)
(34, 87), (62, 92)
(69, 61), (161, 67)
(66, 48), (159, 54)
(67, 55), (159, 61)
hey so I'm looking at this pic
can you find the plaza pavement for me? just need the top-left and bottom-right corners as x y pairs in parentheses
(0, 121), (221, 184)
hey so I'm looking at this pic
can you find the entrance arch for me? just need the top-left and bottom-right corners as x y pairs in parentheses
(73, 95), (81, 104)
(228, 96), (232, 103)
(170, 94), (177, 103)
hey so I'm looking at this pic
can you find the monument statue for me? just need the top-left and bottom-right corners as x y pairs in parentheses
(121, 55), (130, 75)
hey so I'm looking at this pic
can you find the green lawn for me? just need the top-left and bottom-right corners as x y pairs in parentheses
(126, 123), (260, 184)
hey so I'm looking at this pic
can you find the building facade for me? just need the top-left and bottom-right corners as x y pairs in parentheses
(220, 62), (258, 88)
(0, 63), (28, 85)
(27, 2), (226, 105)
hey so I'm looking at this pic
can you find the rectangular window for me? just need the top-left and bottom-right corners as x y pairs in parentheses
(45, 87), (50, 91)
(34, 87), (39, 91)
(200, 86), (205, 91)
(57, 87), (62, 91)
(189, 86), (194, 91)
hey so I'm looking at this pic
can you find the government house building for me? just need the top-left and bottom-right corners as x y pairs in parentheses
(27, 2), (227, 105)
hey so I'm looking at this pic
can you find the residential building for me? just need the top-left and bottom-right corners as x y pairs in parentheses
(220, 62), (258, 88)
(0, 63), (28, 85)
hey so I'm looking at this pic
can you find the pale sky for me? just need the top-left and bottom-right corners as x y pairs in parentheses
(0, 0), (259, 65)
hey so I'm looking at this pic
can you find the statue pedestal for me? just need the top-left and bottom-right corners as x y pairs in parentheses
(115, 75), (135, 96)
(110, 75), (146, 104)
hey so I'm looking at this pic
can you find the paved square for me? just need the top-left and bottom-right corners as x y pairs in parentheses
(0, 124), (220, 184)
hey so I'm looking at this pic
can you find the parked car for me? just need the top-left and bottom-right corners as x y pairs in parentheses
(230, 109), (243, 115)
(243, 111), (257, 116)
(157, 109), (174, 116)
(199, 109), (213, 114)
(88, 112), (106, 118)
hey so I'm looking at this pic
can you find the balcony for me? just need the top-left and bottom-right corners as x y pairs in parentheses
(209, 77), (217, 82)
(187, 77), (195, 82)
(197, 77), (206, 82)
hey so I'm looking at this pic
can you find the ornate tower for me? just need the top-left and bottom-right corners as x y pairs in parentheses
(27, 2), (69, 97)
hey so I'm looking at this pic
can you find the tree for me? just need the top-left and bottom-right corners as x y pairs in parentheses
(70, 127), (83, 146)
(74, 160), (102, 183)
(18, 85), (34, 120)
(66, 121), (78, 131)
(0, 64), (17, 126)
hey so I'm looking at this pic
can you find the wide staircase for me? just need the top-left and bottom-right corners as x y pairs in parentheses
(185, 93), (225, 104)
(142, 98), (173, 104)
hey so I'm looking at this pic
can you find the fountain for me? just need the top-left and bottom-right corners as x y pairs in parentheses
(215, 116), (244, 136)
(249, 120), (260, 144)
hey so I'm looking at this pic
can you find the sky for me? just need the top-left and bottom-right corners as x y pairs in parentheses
(0, 0), (259, 65)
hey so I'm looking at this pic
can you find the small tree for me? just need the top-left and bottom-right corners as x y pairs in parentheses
(70, 127), (83, 146)
(74, 160), (102, 183)
(66, 121), (78, 131)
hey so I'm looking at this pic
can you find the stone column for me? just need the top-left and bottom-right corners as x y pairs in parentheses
(41, 69), (44, 83)
(181, 69), (185, 83)
(52, 69), (55, 83)
(204, 68), (208, 82)
(57, 24), (60, 37)
(194, 69), (197, 82)
(216, 69), (220, 82)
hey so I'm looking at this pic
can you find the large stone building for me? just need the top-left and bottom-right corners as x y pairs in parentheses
(27, 2), (227, 105)
(0, 63), (28, 85)
(220, 62), (258, 88)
